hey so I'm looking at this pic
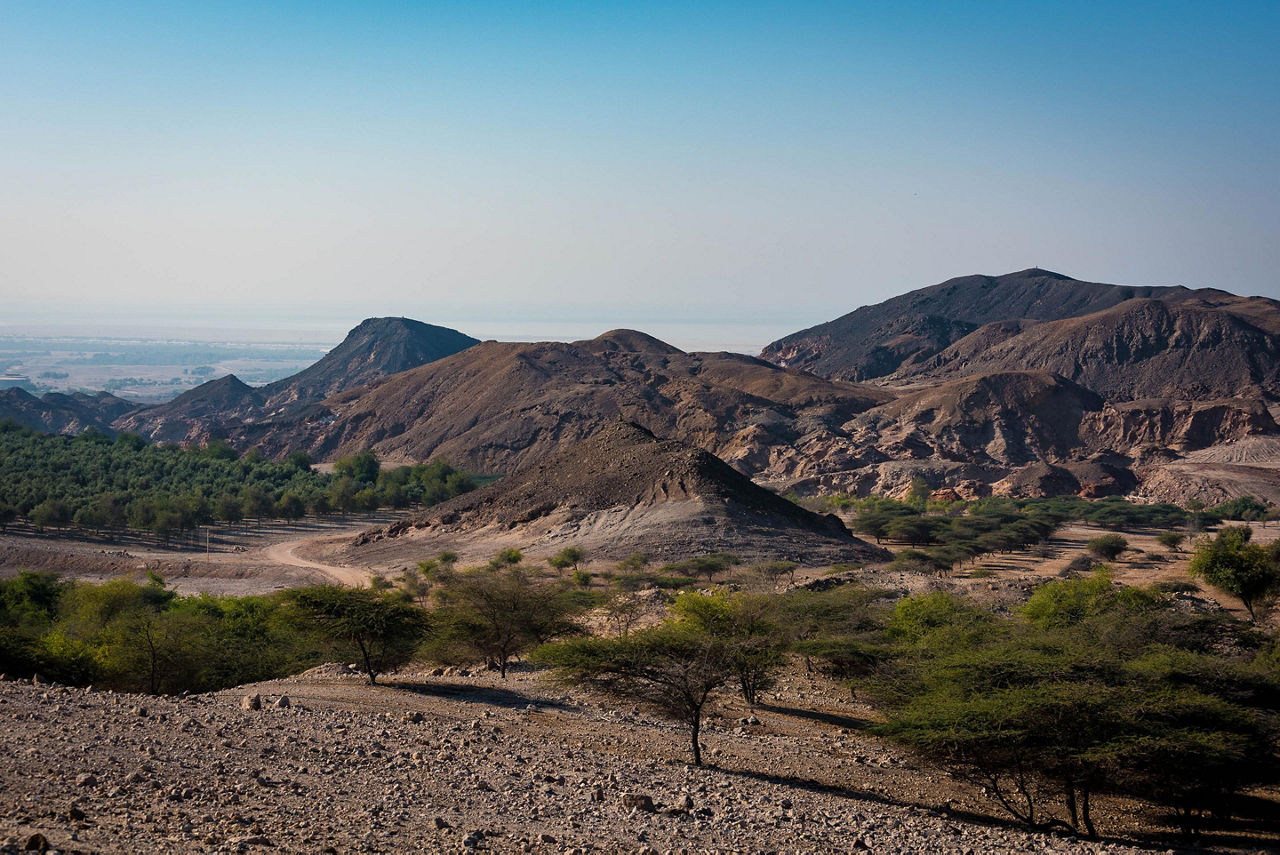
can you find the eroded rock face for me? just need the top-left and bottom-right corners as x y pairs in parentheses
(350, 421), (888, 565)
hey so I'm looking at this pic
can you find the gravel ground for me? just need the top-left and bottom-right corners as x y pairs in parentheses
(0, 665), (1184, 855)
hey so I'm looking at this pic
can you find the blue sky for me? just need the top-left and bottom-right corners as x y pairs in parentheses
(2, 1), (1278, 346)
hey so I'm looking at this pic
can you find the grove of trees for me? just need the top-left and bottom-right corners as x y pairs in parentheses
(0, 420), (474, 542)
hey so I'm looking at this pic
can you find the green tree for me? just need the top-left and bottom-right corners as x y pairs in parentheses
(276, 492), (306, 523)
(548, 546), (585, 576)
(535, 626), (733, 766)
(287, 587), (428, 685)
(334, 450), (381, 484)
(1188, 526), (1280, 620)
(431, 567), (582, 677)
(670, 589), (786, 706)
(29, 499), (71, 530)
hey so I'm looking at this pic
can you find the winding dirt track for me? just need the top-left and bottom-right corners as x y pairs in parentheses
(262, 535), (371, 586)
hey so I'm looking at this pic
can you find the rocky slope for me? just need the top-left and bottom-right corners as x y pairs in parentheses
(236, 330), (892, 477)
(895, 295), (1280, 401)
(0, 388), (135, 436)
(255, 317), (479, 415)
(760, 268), (1201, 382)
(352, 421), (888, 564)
(0, 669), (1167, 854)
(114, 318), (479, 444)
(114, 375), (263, 444)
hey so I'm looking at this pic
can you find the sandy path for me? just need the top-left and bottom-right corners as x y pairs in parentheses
(262, 534), (374, 587)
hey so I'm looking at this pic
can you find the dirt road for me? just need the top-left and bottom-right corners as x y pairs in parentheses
(262, 533), (376, 587)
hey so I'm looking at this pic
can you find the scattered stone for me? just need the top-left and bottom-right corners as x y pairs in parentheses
(621, 793), (656, 812)
(22, 833), (49, 852)
(433, 817), (452, 829)
(75, 773), (98, 787)
(273, 695), (291, 709)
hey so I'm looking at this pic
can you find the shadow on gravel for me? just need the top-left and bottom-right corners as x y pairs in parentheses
(756, 702), (871, 731)
(387, 680), (572, 711)
(705, 764), (1168, 851)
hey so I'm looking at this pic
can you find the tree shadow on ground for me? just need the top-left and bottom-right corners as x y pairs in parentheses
(387, 679), (571, 711)
(756, 702), (871, 731)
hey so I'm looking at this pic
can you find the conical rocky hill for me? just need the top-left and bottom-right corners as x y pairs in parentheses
(352, 421), (890, 564)
(256, 317), (479, 413)
(114, 374), (262, 443)
(111, 317), (479, 443)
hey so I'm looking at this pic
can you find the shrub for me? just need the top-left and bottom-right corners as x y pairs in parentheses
(1086, 534), (1128, 561)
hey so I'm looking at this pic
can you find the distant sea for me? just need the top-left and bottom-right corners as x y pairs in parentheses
(0, 317), (808, 356)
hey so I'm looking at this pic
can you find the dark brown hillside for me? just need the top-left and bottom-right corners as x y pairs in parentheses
(256, 316), (479, 413)
(114, 374), (262, 444)
(246, 330), (893, 479)
(0, 388), (135, 436)
(761, 268), (1198, 381)
(899, 297), (1280, 401)
(110, 317), (479, 444)
(352, 421), (889, 564)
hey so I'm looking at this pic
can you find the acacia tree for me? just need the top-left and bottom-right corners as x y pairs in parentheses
(288, 587), (428, 684)
(535, 626), (733, 766)
(670, 589), (786, 706)
(1188, 525), (1280, 620)
(431, 566), (582, 677)
(548, 546), (586, 576)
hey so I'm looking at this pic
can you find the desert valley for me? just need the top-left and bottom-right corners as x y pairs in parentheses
(3, 269), (1280, 853)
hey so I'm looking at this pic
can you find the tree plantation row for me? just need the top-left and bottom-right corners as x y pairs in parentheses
(0, 421), (474, 540)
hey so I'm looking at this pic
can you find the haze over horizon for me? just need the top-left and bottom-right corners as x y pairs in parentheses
(4, 1), (1279, 332)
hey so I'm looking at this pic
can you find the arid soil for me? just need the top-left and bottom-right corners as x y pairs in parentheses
(1, 661), (1196, 854)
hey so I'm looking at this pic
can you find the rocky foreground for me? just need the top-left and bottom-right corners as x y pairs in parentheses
(0, 664), (1183, 855)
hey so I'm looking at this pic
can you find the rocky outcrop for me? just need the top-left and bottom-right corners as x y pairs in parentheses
(113, 374), (262, 444)
(110, 317), (478, 444)
(255, 317), (479, 415)
(353, 421), (888, 564)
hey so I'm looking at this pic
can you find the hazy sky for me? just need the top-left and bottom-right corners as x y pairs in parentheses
(3, 1), (1278, 345)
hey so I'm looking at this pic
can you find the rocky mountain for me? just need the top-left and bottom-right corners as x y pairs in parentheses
(821, 373), (1279, 500)
(255, 317), (480, 414)
(114, 317), (479, 443)
(237, 330), (892, 477)
(351, 421), (889, 564)
(0, 388), (135, 435)
(113, 374), (262, 444)
(760, 268), (1207, 382)
(894, 295), (1280, 401)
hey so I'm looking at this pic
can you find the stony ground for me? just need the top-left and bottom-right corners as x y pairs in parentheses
(1, 664), (1191, 855)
